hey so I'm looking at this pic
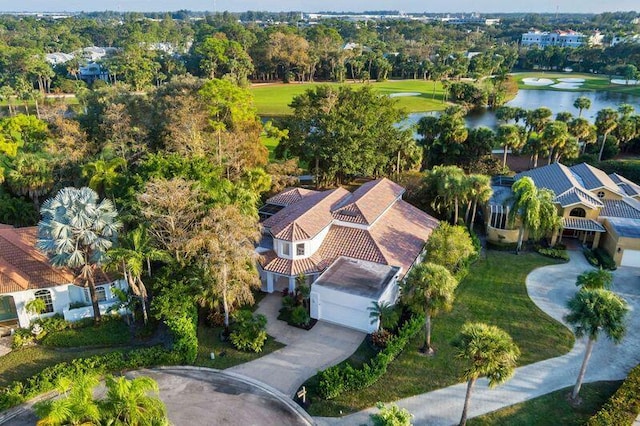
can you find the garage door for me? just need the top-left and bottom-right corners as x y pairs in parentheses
(621, 249), (640, 268)
(311, 293), (373, 333)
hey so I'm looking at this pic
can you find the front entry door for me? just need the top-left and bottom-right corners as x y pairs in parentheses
(0, 296), (17, 322)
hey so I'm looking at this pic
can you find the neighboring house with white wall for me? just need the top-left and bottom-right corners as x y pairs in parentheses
(0, 224), (126, 334)
(521, 30), (587, 48)
(256, 178), (438, 332)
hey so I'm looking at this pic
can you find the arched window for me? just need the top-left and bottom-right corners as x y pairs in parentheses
(569, 207), (586, 218)
(34, 289), (54, 314)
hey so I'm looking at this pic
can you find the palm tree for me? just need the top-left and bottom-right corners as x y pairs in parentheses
(595, 108), (619, 161)
(555, 111), (573, 123)
(576, 269), (613, 290)
(185, 204), (261, 332)
(426, 165), (469, 224)
(525, 107), (553, 141)
(496, 124), (524, 168)
(35, 373), (101, 426)
(37, 187), (121, 323)
(453, 322), (520, 426)
(618, 103), (635, 117)
(509, 177), (561, 253)
(367, 301), (399, 332)
(108, 226), (170, 324)
(495, 106), (516, 124)
(100, 375), (168, 426)
(82, 157), (127, 198)
(573, 96), (592, 118)
(465, 174), (492, 228)
(6, 152), (54, 210)
(568, 117), (596, 154)
(564, 288), (628, 400)
(401, 262), (458, 354)
(541, 121), (570, 164)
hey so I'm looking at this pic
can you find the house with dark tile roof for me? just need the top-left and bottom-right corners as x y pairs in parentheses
(257, 178), (438, 332)
(486, 162), (640, 267)
(0, 225), (126, 334)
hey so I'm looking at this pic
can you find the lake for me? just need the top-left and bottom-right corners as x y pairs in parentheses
(405, 89), (640, 130)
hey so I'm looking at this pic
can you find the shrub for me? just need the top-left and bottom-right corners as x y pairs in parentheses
(229, 310), (268, 353)
(371, 402), (413, 426)
(593, 248), (617, 270)
(576, 269), (613, 290)
(584, 249), (600, 267)
(487, 241), (518, 251)
(371, 329), (392, 349)
(588, 363), (640, 425)
(40, 317), (130, 348)
(318, 315), (423, 400)
(34, 315), (68, 334)
(290, 305), (310, 327)
(536, 247), (570, 261)
(282, 295), (296, 310)
(11, 328), (35, 349)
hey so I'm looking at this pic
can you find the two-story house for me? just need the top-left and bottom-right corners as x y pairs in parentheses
(486, 162), (640, 267)
(256, 178), (438, 332)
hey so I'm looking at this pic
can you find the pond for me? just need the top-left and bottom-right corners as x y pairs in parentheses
(405, 89), (640, 130)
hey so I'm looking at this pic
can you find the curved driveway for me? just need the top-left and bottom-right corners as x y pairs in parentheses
(315, 251), (640, 425)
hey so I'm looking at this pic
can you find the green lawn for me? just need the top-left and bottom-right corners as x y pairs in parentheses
(260, 134), (279, 161)
(514, 72), (640, 95)
(305, 251), (575, 416)
(469, 381), (622, 426)
(194, 324), (284, 370)
(251, 80), (447, 116)
(40, 318), (131, 348)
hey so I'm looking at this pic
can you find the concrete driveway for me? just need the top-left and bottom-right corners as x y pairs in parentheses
(316, 251), (640, 425)
(228, 294), (365, 397)
(0, 367), (313, 426)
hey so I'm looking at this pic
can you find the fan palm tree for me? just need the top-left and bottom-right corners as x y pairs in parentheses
(108, 226), (170, 324)
(100, 375), (169, 426)
(595, 108), (619, 161)
(575, 269), (613, 290)
(368, 301), (399, 332)
(453, 322), (520, 426)
(37, 187), (121, 323)
(35, 373), (101, 426)
(568, 117), (596, 154)
(426, 165), (469, 224)
(496, 124), (524, 168)
(509, 177), (561, 253)
(541, 121), (570, 164)
(565, 288), (628, 400)
(573, 96), (591, 118)
(465, 174), (492, 228)
(81, 157), (126, 198)
(401, 262), (458, 354)
(6, 152), (54, 210)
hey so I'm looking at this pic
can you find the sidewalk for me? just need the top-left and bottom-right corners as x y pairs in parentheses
(316, 252), (640, 425)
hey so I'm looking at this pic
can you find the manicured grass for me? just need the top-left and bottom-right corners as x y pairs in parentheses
(260, 134), (279, 161)
(514, 72), (640, 95)
(251, 80), (447, 116)
(194, 324), (284, 370)
(469, 381), (623, 426)
(40, 318), (131, 348)
(0, 346), (116, 387)
(305, 251), (575, 416)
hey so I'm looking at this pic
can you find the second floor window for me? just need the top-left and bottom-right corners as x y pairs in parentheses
(296, 243), (305, 256)
(569, 208), (586, 218)
(282, 243), (290, 256)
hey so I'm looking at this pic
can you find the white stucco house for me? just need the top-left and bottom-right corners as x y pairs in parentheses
(0, 224), (126, 335)
(257, 178), (438, 333)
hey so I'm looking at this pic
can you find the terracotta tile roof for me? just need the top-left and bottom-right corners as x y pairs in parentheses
(312, 226), (388, 270)
(0, 225), (111, 294)
(609, 173), (640, 198)
(331, 178), (405, 225)
(265, 188), (318, 207)
(259, 250), (320, 275)
(263, 188), (351, 242)
(370, 200), (439, 278)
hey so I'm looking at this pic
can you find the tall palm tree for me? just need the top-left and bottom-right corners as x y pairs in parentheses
(108, 226), (170, 324)
(595, 108), (619, 161)
(565, 288), (628, 401)
(568, 117), (596, 154)
(82, 157), (127, 198)
(401, 262), (458, 354)
(453, 322), (520, 426)
(100, 375), (169, 426)
(368, 301), (399, 332)
(185, 204), (261, 332)
(496, 124), (524, 168)
(541, 121), (570, 164)
(426, 165), (469, 224)
(37, 187), (121, 323)
(525, 107), (553, 141)
(618, 103), (635, 117)
(35, 374), (101, 426)
(573, 96), (591, 118)
(465, 174), (492, 228)
(509, 177), (561, 253)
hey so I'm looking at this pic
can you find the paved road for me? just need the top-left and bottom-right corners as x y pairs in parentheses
(0, 367), (313, 426)
(315, 252), (640, 425)
(228, 294), (365, 397)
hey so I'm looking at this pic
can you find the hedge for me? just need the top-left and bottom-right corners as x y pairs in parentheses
(0, 300), (198, 412)
(317, 315), (424, 400)
(535, 247), (570, 261)
(588, 363), (640, 425)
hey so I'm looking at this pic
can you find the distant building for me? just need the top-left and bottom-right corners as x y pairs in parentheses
(45, 52), (75, 65)
(611, 34), (640, 46)
(521, 30), (586, 48)
(78, 63), (109, 84)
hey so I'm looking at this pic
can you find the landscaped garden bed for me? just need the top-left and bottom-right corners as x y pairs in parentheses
(302, 251), (574, 417)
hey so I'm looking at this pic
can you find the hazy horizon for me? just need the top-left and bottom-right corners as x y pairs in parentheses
(2, 1), (639, 14)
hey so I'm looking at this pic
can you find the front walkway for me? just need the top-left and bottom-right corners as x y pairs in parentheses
(228, 294), (365, 397)
(316, 251), (640, 425)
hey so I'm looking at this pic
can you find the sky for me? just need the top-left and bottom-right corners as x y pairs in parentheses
(3, 1), (640, 14)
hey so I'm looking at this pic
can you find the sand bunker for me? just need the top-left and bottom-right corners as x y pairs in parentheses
(522, 78), (554, 86)
(557, 78), (585, 83)
(611, 79), (639, 85)
(389, 92), (421, 97)
(551, 83), (583, 89)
